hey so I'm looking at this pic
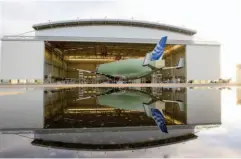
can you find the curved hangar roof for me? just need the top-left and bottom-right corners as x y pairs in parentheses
(32, 19), (197, 41)
(33, 19), (196, 35)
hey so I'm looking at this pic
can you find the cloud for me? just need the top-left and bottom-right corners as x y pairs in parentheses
(1, 0), (241, 77)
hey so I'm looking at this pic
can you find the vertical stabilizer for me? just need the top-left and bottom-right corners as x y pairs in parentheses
(151, 36), (167, 61)
(143, 36), (167, 67)
(151, 108), (168, 133)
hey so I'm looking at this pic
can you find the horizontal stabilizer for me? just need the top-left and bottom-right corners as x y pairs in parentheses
(162, 57), (185, 70)
(162, 100), (185, 112)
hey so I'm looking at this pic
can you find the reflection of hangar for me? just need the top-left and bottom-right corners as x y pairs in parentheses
(44, 87), (187, 128)
(0, 87), (221, 131)
(31, 127), (197, 150)
(1, 19), (220, 84)
(43, 87), (221, 129)
(236, 87), (241, 105)
(31, 88), (221, 151)
(40, 87), (192, 150)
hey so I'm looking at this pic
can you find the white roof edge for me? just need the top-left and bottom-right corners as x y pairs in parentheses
(32, 19), (197, 35)
(1, 36), (220, 46)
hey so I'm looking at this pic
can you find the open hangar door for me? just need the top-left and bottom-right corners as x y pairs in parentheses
(155, 45), (186, 83)
(44, 41), (186, 84)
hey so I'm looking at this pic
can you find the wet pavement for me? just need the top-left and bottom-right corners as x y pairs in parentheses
(0, 87), (241, 157)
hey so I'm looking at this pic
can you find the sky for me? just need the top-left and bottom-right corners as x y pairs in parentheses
(0, 0), (241, 79)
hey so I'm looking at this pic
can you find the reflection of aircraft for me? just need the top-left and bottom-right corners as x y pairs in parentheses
(96, 89), (168, 133)
(162, 100), (185, 111)
(75, 88), (185, 133)
(77, 36), (184, 81)
(96, 89), (185, 114)
(151, 108), (168, 133)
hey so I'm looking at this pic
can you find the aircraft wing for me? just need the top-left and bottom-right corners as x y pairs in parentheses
(74, 88), (120, 102)
(76, 69), (118, 80)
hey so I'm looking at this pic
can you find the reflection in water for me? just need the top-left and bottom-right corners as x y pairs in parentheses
(0, 87), (222, 151)
(44, 87), (187, 131)
(34, 87), (221, 150)
(236, 88), (241, 105)
(31, 130), (197, 150)
(151, 108), (168, 133)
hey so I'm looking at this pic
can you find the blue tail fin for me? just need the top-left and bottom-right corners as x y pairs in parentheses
(151, 36), (167, 61)
(151, 108), (168, 133)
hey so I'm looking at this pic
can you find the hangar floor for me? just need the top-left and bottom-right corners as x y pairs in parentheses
(44, 41), (186, 84)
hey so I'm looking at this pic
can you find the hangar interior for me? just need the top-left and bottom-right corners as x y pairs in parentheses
(44, 41), (186, 84)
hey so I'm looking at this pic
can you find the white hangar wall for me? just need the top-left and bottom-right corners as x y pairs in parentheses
(186, 44), (221, 81)
(35, 25), (193, 40)
(1, 40), (44, 81)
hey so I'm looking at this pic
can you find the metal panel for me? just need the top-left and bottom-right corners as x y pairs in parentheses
(1, 41), (44, 80)
(186, 45), (221, 81)
(186, 89), (221, 125)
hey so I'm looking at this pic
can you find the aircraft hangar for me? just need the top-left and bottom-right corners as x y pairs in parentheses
(0, 19), (221, 84)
